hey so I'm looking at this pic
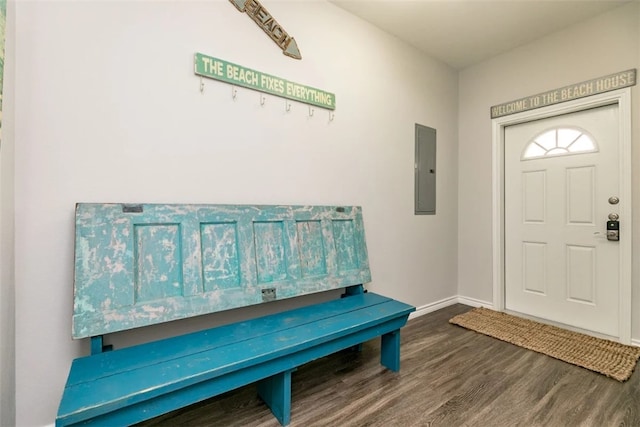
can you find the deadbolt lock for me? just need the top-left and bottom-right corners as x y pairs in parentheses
(607, 219), (620, 241)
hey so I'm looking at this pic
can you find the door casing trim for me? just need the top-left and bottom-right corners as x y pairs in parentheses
(491, 88), (632, 343)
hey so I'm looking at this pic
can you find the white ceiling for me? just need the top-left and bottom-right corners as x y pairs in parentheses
(329, 0), (633, 70)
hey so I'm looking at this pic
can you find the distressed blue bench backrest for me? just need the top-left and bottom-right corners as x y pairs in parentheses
(73, 204), (371, 339)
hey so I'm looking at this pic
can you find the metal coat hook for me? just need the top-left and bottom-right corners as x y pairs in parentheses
(260, 93), (266, 106)
(199, 76), (205, 94)
(308, 106), (314, 117)
(231, 86), (238, 101)
(285, 100), (291, 113)
(329, 111), (335, 122)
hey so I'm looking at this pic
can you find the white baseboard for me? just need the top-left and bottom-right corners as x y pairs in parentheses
(456, 295), (494, 309)
(632, 339), (640, 347)
(409, 296), (458, 320)
(409, 295), (494, 320)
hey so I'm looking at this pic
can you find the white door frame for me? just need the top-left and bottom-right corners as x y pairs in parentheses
(492, 88), (632, 343)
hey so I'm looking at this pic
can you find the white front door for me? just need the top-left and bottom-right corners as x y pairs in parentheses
(504, 104), (623, 338)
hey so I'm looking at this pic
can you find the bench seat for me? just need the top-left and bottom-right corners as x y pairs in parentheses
(57, 292), (414, 426)
(57, 203), (416, 426)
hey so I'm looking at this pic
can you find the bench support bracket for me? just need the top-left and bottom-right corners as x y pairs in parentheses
(342, 284), (365, 351)
(257, 369), (293, 426)
(381, 330), (401, 372)
(342, 284), (365, 296)
(90, 336), (113, 355)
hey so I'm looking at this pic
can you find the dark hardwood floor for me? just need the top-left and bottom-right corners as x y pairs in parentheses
(139, 304), (640, 427)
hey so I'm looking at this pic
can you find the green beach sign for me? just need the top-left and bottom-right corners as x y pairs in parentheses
(194, 53), (335, 110)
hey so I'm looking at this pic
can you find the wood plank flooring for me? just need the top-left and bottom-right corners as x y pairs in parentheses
(138, 304), (640, 426)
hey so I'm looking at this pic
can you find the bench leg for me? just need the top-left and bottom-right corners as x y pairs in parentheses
(257, 370), (293, 426)
(380, 329), (401, 372)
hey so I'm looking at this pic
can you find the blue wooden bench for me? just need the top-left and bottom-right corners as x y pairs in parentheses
(56, 204), (415, 426)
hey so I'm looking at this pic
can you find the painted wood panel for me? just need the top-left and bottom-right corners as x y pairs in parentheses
(522, 242), (546, 295)
(566, 245), (596, 305)
(332, 220), (358, 272)
(201, 222), (241, 291)
(134, 224), (183, 303)
(72, 204), (372, 338)
(253, 221), (288, 284)
(522, 170), (546, 223)
(296, 221), (326, 278)
(566, 166), (595, 225)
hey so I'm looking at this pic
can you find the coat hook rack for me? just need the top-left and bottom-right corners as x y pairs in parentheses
(232, 86), (238, 101)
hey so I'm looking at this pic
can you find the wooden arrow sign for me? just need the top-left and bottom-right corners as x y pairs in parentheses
(229, 0), (301, 60)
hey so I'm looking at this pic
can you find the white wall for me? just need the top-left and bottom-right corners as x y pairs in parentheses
(13, 1), (458, 425)
(458, 4), (640, 335)
(0, 0), (15, 425)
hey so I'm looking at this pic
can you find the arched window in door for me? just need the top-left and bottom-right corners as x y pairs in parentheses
(521, 127), (597, 160)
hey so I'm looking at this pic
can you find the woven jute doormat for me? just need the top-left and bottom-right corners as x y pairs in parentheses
(450, 307), (640, 382)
